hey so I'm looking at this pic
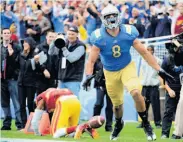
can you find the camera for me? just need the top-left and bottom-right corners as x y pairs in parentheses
(166, 32), (183, 53)
(171, 32), (183, 43)
(54, 35), (66, 49)
(166, 32), (183, 66)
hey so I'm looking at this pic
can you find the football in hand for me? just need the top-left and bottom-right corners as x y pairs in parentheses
(88, 116), (105, 129)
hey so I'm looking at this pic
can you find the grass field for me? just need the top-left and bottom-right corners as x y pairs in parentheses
(1, 120), (183, 142)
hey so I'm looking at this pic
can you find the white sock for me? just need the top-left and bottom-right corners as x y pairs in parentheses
(53, 128), (66, 138)
(67, 132), (75, 137)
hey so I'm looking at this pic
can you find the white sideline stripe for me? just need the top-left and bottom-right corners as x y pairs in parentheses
(0, 138), (76, 142)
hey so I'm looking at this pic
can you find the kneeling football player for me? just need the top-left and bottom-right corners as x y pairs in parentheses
(31, 88), (81, 136)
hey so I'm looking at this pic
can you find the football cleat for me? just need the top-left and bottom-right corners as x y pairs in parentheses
(143, 123), (156, 141)
(171, 134), (182, 139)
(85, 128), (99, 139)
(110, 120), (124, 141)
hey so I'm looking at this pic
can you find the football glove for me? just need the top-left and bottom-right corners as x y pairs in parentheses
(82, 75), (95, 91)
(158, 68), (174, 81)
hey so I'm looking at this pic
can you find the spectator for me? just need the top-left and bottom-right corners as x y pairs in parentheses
(174, 2), (183, 34)
(134, 0), (146, 17)
(154, 10), (171, 37)
(1, 28), (22, 130)
(26, 16), (41, 44)
(85, 1), (101, 36)
(73, 11), (88, 42)
(143, 5), (157, 38)
(16, 37), (38, 127)
(52, 0), (66, 33)
(121, 4), (130, 24)
(130, 8), (142, 25)
(63, 24), (70, 36)
(167, 6), (175, 21)
(9, 22), (19, 44)
(1, 3), (16, 29)
(161, 52), (182, 139)
(137, 45), (162, 129)
(34, 10), (51, 42)
(41, 5), (54, 30)
(15, 13), (27, 40)
(129, 8), (145, 37)
(35, 30), (58, 94)
(63, 6), (75, 25)
(154, 0), (166, 15)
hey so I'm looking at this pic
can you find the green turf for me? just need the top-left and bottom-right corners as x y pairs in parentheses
(1, 120), (183, 142)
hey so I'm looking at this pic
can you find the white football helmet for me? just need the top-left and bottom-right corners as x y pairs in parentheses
(101, 4), (121, 29)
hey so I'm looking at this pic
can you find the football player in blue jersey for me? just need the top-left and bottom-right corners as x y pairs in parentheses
(83, 4), (174, 141)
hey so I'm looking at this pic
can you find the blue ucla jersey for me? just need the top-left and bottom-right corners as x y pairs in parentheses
(90, 24), (139, 71)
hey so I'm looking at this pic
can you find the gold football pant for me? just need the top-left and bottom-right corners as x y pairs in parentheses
(50, 96), (81, 135)
(104, 61), (142, 106)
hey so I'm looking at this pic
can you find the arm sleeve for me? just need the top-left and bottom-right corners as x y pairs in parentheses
(41, 19), (51, 33)
(62, 46), (85, 63)
(87, 7), (98, 18)
(31, 109), (44, 135)
(31, 58), (36, 70)
(161, 56), (168, 71)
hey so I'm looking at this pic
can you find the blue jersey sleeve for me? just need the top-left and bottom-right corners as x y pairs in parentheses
(122, 24), (139, 41)
(131, 25), (139, 40)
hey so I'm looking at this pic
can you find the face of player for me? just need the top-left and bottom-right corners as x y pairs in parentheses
(2, 29), (11, 41)
(67, 31), (78, 43)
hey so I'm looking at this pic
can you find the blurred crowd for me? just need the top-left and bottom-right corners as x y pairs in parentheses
(1, 0), (183, 44)
(1, 0), (183, 132)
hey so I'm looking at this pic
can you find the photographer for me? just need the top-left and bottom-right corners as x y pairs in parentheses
(161, 40), (183, 139)
(171, 5), (183, 138)
(49, 25), (86, 97)
(170, 37), (183, 139)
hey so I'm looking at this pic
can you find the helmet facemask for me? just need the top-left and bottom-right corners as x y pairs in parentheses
(102, 13), (121, 30)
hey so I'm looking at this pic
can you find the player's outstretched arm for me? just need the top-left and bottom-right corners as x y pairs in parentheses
(133, 39), (160, 71)
(133, 39), (174, 80)
(86, 45), (100, 75)
(83, 45), (100, 91)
